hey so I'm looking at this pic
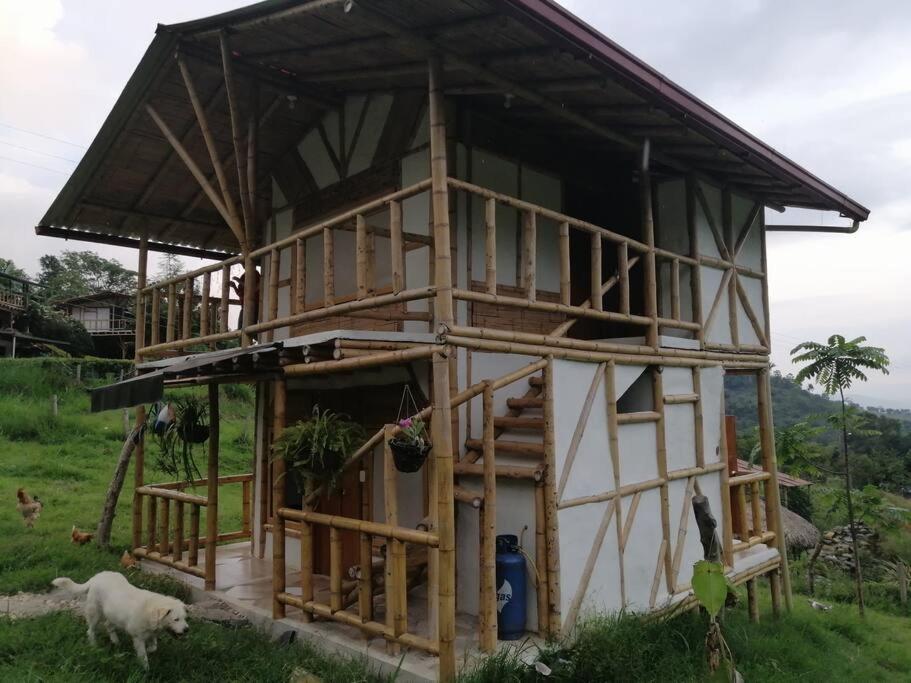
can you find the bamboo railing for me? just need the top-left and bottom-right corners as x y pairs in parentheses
(132, 473), (253, 585)
(133, 174), (769, 363)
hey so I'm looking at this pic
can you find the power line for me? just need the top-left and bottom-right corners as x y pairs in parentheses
(0, 122), (87, 149)
(0, 155), (69, 175)
(0, 140), (78, 164)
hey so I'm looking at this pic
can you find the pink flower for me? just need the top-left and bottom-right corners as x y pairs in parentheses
(399, 418), (413, 429)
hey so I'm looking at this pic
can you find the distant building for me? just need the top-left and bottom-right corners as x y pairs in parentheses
(57, 291), (134, 358)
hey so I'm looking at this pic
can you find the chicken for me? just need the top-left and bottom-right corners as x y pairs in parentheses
(71, 525), (94, 545)
(16, 488), (43, 528)
(120, 550), (138, 569)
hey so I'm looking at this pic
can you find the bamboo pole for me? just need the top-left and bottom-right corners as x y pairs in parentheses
(330, 527), (343, 612)
(285, 345), (437, 377)
(182, 279), (192, 341)
(219, 31), (252, 248)
(719, 401), (735, 566)
(652, 367), (674, 592)
(758, 368), (792, 609)
(383, 425), (400, 655)
(150, 288), (161, 346)
(131, 406), (146, 551)
(135, 235), (148, 357)
(146, 495), (157, 555)
(523, 210), (536, 302)
(356, 214), (369, 300)
(770, 568), (782, 617)
(692, 369), (705, 468)
(241, 255), (255, 347)
(558, 221), (570, 306)
(205, 383), (219, 590)
(300, 505), (313, 623)
(429, 56), (455, 331)
(242, 479), (251, 537)
(671, 258), (681, 321)
(200, 272), (211, 338)
(266, 248), (279, 342)
(145, 104), (242, 244)
(485, 197), (497, 294)
(390, 200), (404, 295)
(323, 228), (335, 306)
(159, 498), (170, 557)
(479, 383), (498, 651)
(685, 175), (705, 346)
(220, 264), (230, 334)
(535, 481), (549, 634)
(294, 238), (306, 314)
(543, 358), (561, 635)
(590, 234), (602, 312)
(271, 380), (287, 617)
(173, 500), (184, 564)
(189, 505), (200, 566)
(747, 576), (759, 623)
(605, 361), (626, 605)
(166, 282), (176, 342)
(640, 141), (659, 348)
(391, 538), (407, 646)
(358, 447), (373, 625)
(618, 242), (630, 315)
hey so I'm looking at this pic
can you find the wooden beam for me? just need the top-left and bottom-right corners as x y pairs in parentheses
(219, 32), (253, 246)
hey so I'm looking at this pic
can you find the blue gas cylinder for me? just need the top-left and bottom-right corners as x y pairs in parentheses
(495, 534), (527, 640)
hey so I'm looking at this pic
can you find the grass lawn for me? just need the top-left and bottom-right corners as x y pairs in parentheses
(1, 359), (910, 681)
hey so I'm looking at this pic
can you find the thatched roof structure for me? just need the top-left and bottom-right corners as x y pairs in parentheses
(746, 504), (819, 552)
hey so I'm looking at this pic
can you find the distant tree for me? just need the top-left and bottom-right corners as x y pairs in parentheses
(38, 251), (136, 300)
(0, 258), (27, 279)
(156, 253), (186, 281)
(792, 334), (890, 617)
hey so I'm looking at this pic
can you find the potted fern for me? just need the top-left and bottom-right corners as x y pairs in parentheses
(273, 406), (365, 492)
(153, 396), (209, 482)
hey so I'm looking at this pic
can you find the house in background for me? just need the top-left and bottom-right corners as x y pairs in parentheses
(36, 1), (869, 679)
(57, 291), (135, 358)
(0, 273), (66, 357)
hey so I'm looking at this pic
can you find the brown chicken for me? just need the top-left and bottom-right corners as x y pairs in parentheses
(120, 550), (138, 569)
(71, 525), (94, 545)
(16, 488), (43, 528)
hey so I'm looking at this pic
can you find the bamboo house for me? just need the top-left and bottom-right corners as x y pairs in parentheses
(37, 1), (868, 679)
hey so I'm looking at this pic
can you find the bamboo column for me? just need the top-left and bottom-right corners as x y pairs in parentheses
(390, 200), (404, 295)
(383, 425), (400, 655)
(174, 500), (184, 564)
(135, 234), (148, 357)
(479, 383), (497, 651)
(150, 289), (160, 346)
(330, 527), (342, 612)
(147, 496), (157, 551)
(485, 198), (497, 294)
(356, 214), (369, 299)
(558, 222), (570, 306)
(757, 368), (793, 609)
(590, 234), (602, 312)
(272, 380), (287, 618)
(652, 366), (674, 592)
(241, 255), (255, 347)
(131, 405), (146, 551)
(605, 361), (626, 606)
(200, 271), (211, 338)
(323, 228), (335, 306)
(267, 248), (280, 342)
(166, 282), (176, 342)
(358, 445), (373, 625)
(205, 383), (219, 591)
(159, 498), (170, 556)
(182, 278), (192, 340)
(685, 175), (705, 346)
(220, 264), (230, 334)
(429, 55), (456, 681)
(618, 242), (630, 315)
(534, 481), (549, 634)
(640, 140), (659, 348)
(523, 210), (536, 302)
(295, 238), (307, 314)
(189, 505), (200, 566)
(543, 358), (562, 635)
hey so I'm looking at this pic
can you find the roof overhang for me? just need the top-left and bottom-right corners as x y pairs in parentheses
(39, 0), (868, 256)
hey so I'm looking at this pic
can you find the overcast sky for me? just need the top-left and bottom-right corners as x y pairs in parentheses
(1, 1), (908, 406)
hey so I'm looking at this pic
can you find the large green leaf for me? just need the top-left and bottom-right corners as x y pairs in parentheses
(692, 560), (727, 618)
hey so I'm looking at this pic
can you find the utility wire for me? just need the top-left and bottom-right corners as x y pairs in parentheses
(0, 155), (69, 174)
(0, 122), (87, 149)
(0, 140), (78, 164)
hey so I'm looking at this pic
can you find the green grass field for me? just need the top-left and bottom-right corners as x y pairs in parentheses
(1, 359), (910, 681)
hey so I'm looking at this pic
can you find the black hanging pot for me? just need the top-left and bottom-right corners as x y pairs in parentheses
(180, 423), (210, 444)
(389, 438), (432, 473)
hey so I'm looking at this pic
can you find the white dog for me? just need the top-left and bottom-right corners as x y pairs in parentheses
(52, 571), (189, 669)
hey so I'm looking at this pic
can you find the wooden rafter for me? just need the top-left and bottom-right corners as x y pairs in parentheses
(219, 31), (252, 251)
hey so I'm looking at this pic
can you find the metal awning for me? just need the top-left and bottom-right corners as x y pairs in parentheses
(90, 330), (439, 411)
(91, 342), (284, 412)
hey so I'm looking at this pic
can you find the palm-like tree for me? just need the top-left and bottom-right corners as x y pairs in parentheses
(791, 335), (889, 616)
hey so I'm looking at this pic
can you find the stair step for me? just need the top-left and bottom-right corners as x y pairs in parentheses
(507, 397), (544, 410)
(528, 375), (544, 387)
(464, 438), (544, 457)
(493, 416), (544, 431)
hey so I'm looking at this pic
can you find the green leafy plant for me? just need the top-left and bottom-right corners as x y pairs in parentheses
(692, 560), (739, 681)
(154, 395), (209, 482)
(792, 334), (889, 617)
(272, 406), (365, 491)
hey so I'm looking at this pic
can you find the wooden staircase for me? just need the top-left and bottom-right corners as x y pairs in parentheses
(463, 372), (546, 465)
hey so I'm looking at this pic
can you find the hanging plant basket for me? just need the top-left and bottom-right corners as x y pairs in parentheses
(151, 395), (209, 483)
(180, 423), (211, 444)
(389, 437), (432, 473)
(389, 385), (431, 473)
